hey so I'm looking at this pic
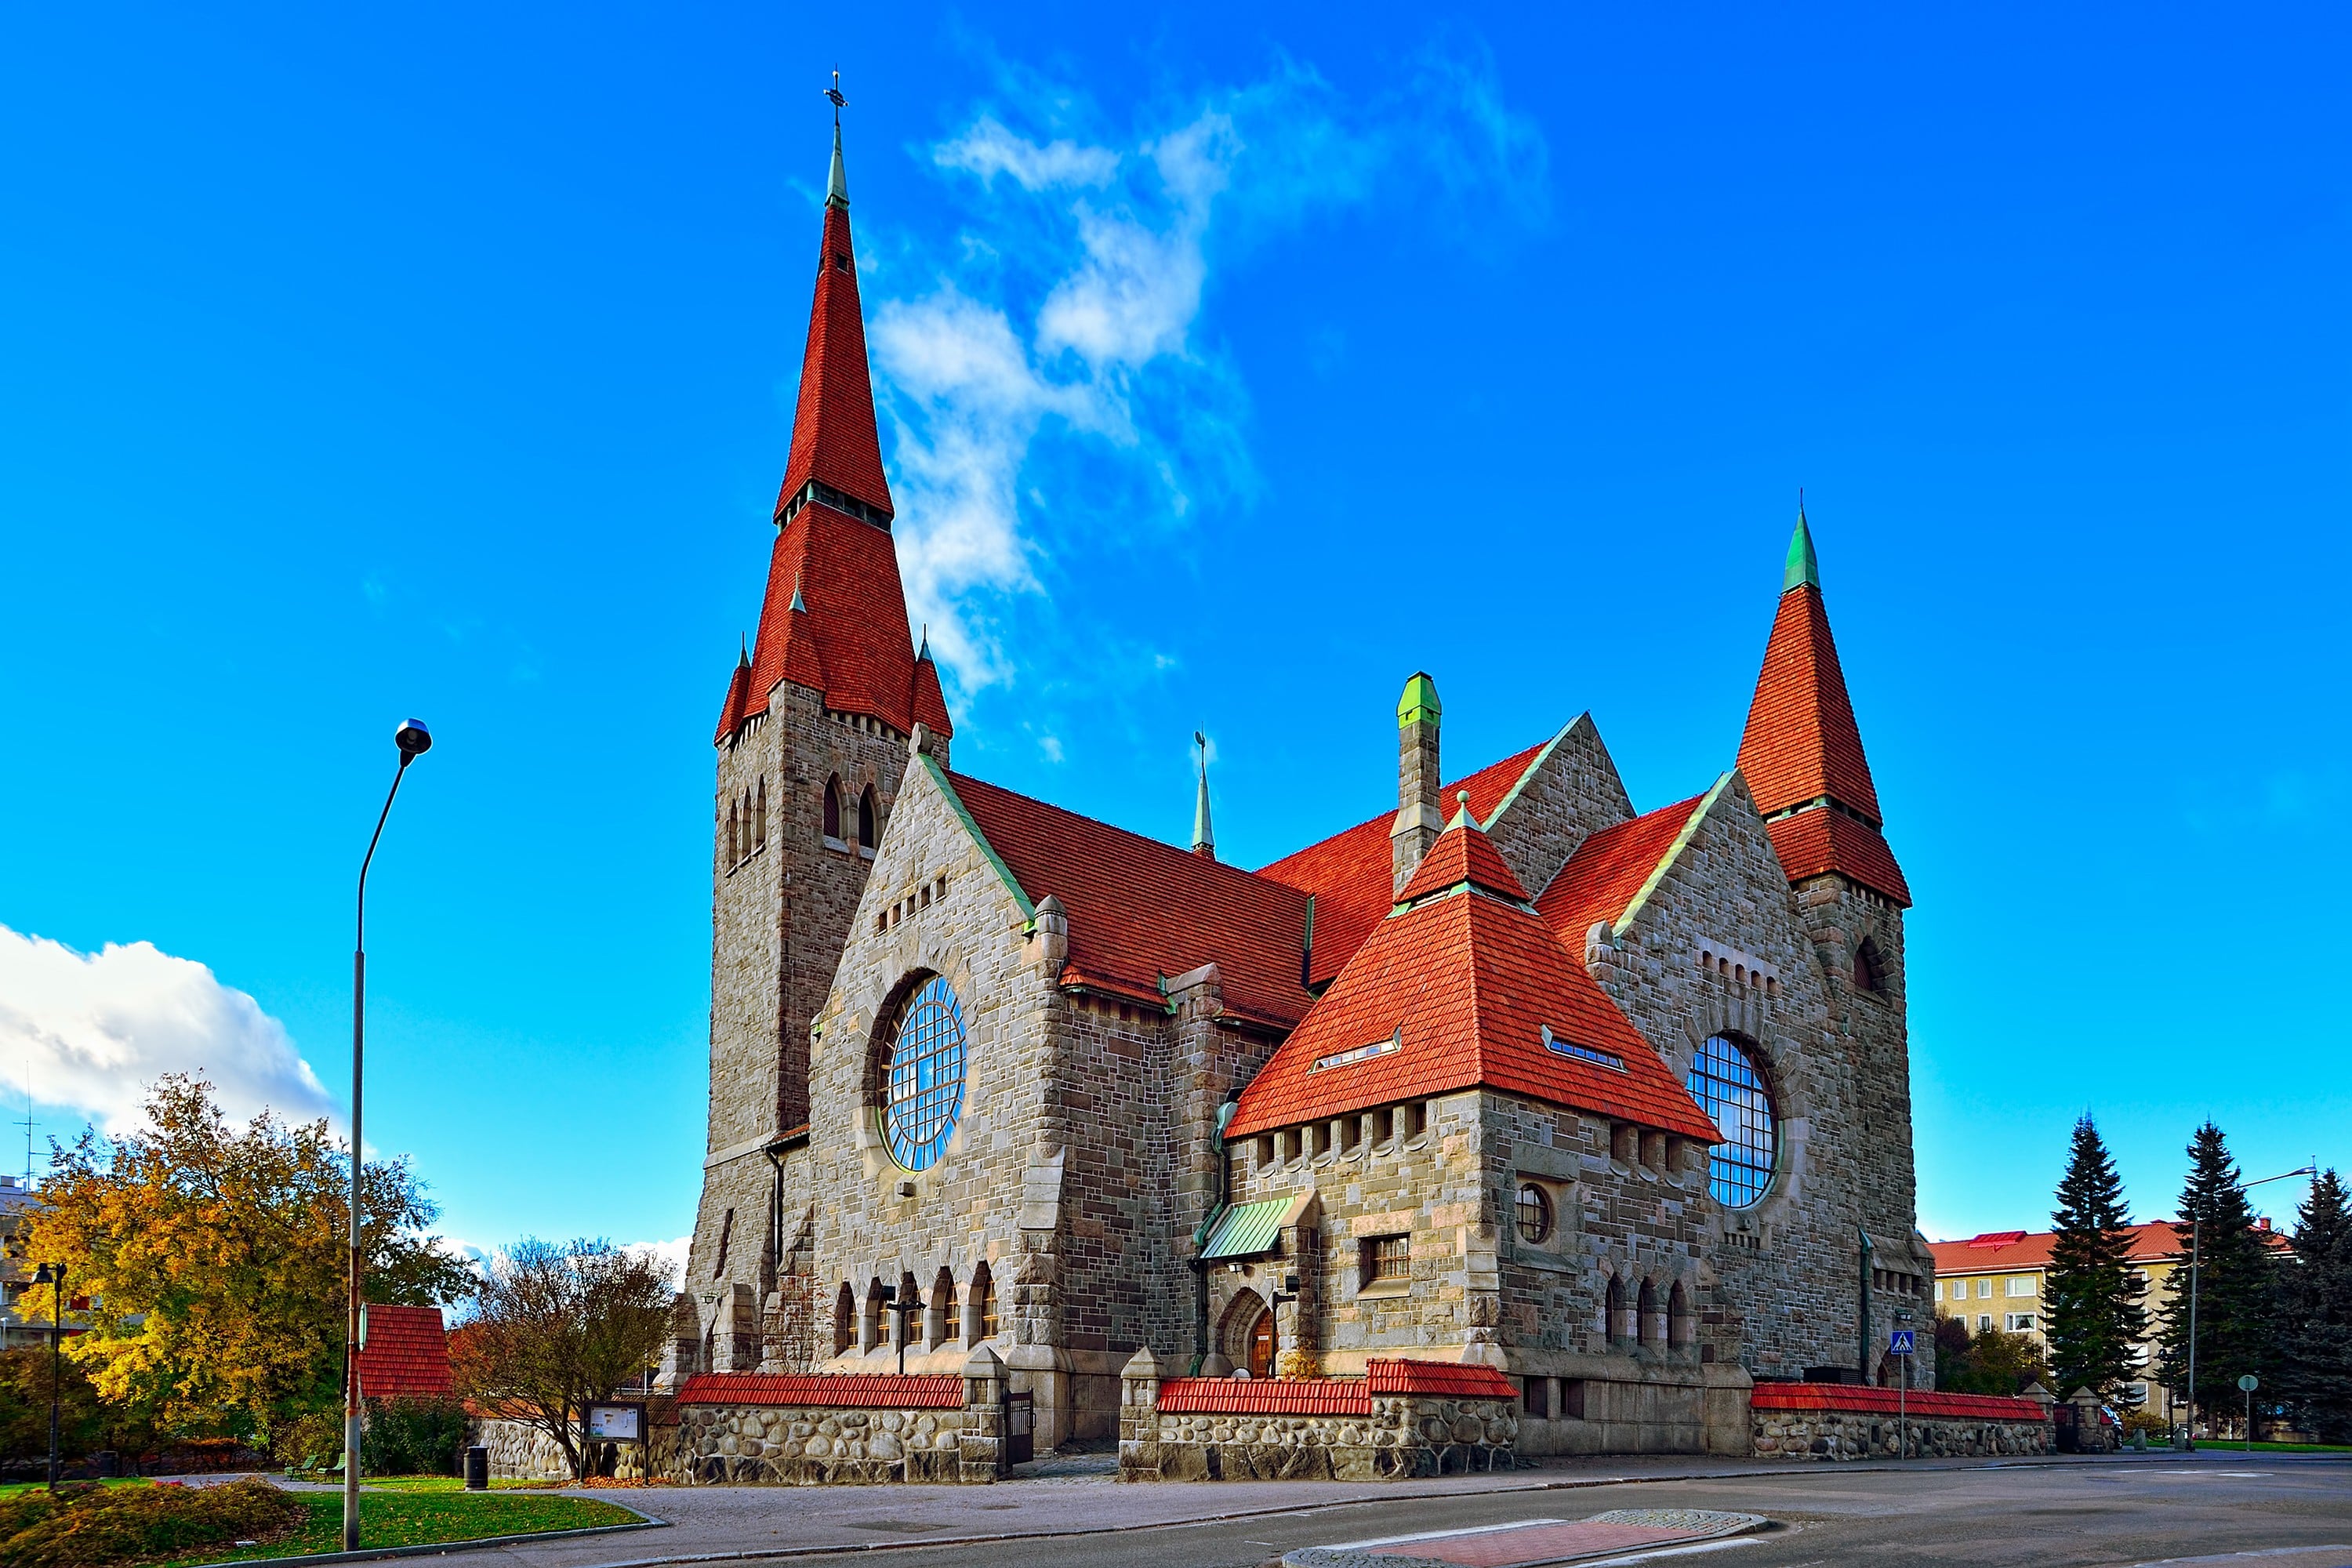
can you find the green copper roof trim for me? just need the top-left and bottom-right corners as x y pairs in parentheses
(1483, 720), (1572, 833)
(1396, 672), (1441, 729)
(1784, 510), (1820, 593)
(1611, 772), (1733, 936)
(916, 752), (1034, 922)
(1199, 1196), (1294, 1261)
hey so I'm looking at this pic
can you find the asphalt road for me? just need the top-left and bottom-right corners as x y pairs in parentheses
(765, 1454), (2352, 1568)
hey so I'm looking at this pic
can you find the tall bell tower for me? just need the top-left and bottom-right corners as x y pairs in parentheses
(666, 99), (953, 1385)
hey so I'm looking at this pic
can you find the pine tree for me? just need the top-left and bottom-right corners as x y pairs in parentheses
(2152, 1122), (2281, 1434)
(2045, 1113), (2147, 1402)
(2278, 1169), (2352, 1442)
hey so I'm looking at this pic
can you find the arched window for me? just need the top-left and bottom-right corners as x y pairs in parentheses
(862, 1277), (885, 1353)
(968, 1262), (996, 1343)
(928, 1268), (956, 1350)
(833, 1283), (854, 1356)
(823, 777), (843, 843)
(1668, 1280), (1692, 1347)
(725, 800), (739, 864)
(753, 777), (767, 849)
(879, 975), (968, 1171)
(1637, 1277), (1659, 1344)
(1605, 1275), (1627, 1343)
(1854, 938), (1886, 994)
(1515, 1182), (1552, 1245)
(896, 1271), (920, 1349)
(1686, 1034), (1778, 1208)
(858, 786), (879, 850)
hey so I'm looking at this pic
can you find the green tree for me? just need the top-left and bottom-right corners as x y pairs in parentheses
(19, 1076), (470, 1447)
(2045, 1113), (2148, 1402)
(1933, 1308), (2050, 1395)
(2152, 1122), (2281, 1432)
(448, 1239), (674, 1480)
(2277, 1168), (2352, 1441)
(0, 1345), (158, 1468)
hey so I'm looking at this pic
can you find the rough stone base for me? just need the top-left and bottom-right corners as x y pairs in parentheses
(1751, 1409), (2049, 1460)
(667, 1404), (985, 1484)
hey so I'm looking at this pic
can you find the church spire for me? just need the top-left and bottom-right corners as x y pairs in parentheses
(1191, 731), (1215, 859)
(1736, 511), (1910, 905)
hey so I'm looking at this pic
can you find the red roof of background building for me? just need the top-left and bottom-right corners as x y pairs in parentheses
(1749, 1382), (2047, 1421)
(1258, 742), (1550, 988)
(1230, 818), (1717, 1140)
(356, 1305), (452, 1403)
(1534, 793), (1708, 942)
(1928, 1221), (2289, 1275)
(1762, 808), (1911, 907)
(675, 1373), (963, 1410)
(1737, 584), (1882, 824)
(774, 196), (894, 524)
(949, 771), (1316, 1029)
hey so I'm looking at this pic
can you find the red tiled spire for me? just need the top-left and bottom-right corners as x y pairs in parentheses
(774, 124), (894, 526)
(1396, 800), (1530, 905)
(1230, 813), (1716, 1142)
(719, 121), (941, 745)
(1735, 511), (1910, 906)
(910, 635), (953, 740)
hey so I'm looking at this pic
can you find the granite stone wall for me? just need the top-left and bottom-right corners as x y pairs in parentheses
(1751, 1405), (2049, 1460)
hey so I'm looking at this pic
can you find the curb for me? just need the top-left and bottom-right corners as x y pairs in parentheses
(193, 1499), (670, 1568)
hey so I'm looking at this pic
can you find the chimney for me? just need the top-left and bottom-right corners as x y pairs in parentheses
(1391, 672), (1443, 895)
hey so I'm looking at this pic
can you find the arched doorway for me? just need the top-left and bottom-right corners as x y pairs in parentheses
(1217, 1290), (1276, 1377)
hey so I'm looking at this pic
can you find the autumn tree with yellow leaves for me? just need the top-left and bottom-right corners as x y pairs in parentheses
(19, 1076), (470, 1447)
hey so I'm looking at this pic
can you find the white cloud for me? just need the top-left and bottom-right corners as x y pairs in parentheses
(636, 1235), (692, 1289)
(0, 924), (335, 1136)
(875, 52), (1548, 697)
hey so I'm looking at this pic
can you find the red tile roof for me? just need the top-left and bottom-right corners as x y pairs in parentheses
(911, 652), (953, 739)
(675, 1372), (963, 1410)
(1157, 1377), (1370, 1416)
(1365, 1359), (1519, 1399)
(1258, 742), (1550, 988)
(1230, 818), (1717, 1140)
(774, 197), (894, 524)
(1928, 1221), (2288, 1275)
(1762, 807), (1911, 907)
(1749, 1382), (2047, 1421)
(356, 1305), (452, 1403)
(949, 771), (1316, 1029)
(1737, 584), (1882, 824)
(1398, 813), (1530, 904)
(1534, 793), (1708, 942)
(723, 500), (922, 742)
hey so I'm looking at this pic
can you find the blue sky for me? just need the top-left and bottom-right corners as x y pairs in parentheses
(2, 2), (2346, 1262)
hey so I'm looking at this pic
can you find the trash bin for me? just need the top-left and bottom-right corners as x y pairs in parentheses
(464, 1446), (489, 1491)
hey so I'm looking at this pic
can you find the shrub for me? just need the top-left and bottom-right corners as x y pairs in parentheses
(361, 1397), (470, 1476)
(2122, 1409), (2171, 1440)
(0, 1476), (302, 1568)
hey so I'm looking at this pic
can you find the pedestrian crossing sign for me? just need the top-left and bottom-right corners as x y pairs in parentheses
(1889, 1329), (1916, 1354)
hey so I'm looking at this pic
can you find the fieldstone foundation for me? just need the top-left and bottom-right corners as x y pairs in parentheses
(663, 1345), (1010, 1485)
(1748, 1383), (2052, 1460)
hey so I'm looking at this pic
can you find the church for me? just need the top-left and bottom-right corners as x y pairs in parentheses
(661, 118), (1938, 1460)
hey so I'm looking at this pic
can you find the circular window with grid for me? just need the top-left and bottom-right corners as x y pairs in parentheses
(1686, 1033), (1777, 1208)
(882, 975), (967, 1172)
(1515, 1182), (1553, 1244)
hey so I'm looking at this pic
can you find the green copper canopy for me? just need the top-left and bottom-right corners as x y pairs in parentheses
(1784, 509), (1820, 592)
(1396, 671), (1441, 729)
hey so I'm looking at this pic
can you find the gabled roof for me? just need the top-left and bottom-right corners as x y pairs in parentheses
(356, 1304), (452, 1402)
(1229, 818), (1717, 1141)
(1257, 740), (1550, 988)
(946, 770), (1316, 1029)
(773, 128), (893, 524)
(1535, 791), (1709, 942)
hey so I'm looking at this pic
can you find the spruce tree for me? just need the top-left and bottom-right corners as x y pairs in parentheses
(2045, 1113), (2147, 1401)
(2278, 1169), (2352, 1441)
(2153, 1122), (2280, 1433)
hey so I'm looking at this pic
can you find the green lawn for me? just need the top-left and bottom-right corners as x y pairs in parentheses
(2244, 1440), (2352, 1454)
(350, 1475), (564, 1493)
(169, 1489), (641, 1566)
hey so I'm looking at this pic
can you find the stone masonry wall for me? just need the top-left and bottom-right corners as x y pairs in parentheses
(1131, 1394), (1520, 1481)
(1485, 713), (1636, 902)
(671, 1403), (975, 1483)
(1751, 1405), (2049, 1460)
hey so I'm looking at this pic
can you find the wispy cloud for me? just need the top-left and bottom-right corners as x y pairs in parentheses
(874, 49), (1548, 699)
(0, 924), (334, 1137)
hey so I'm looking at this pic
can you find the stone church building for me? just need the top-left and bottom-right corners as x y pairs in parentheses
(662, 122), (1939, 1457)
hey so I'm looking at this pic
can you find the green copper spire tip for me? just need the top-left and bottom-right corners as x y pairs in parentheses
(1396, 671), (1442, 730)
(827, 122), (848, 207)
(1784, 506), (1820, 592)
(1190, 730), (1214, 856)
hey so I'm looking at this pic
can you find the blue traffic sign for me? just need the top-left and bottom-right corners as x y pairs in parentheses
(1889, 1329), (1917, 1355)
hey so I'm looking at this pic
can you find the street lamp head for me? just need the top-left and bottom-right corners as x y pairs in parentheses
(394, 719), (433, 761)
(32, 1263), (53, 1286)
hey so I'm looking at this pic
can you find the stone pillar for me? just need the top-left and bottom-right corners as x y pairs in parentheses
(654, 1290), (700, 1392)
(959, 1344), (1007, 1483)
(1117, 1348), (1165, 1482)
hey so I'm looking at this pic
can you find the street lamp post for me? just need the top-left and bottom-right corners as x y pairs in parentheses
(347, 720), (432, 1552)
(2181, 1163), (2314, 1451)
(32, 1261), (64, 1491)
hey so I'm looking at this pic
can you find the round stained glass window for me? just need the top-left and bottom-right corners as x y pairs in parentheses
(883, 976), (967, 1171)
(1686, 1034), (1777, 1208)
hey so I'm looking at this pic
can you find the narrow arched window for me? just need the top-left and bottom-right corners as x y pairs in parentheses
(1637, 1277), (1659, 1344)
(971, 1262), (996, 1341)
(1605, 1275), (1627, 1343)
(833, 1283), (854, 1356)
(862, 1277), (885, 1353)
(754, 777), (767, 849)
(725, 801), (739, 866)
(929, 1268), (955, 1350)
(897, 1270), (920, 1349)
(1854, 938), (1886, 994)
(858, 786), (879, 850)
(823, 777), (843, 843)
(1668, 1280), (1692, 1346)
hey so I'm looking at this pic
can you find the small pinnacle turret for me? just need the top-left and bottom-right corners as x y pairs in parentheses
(1784, 503), (1820, 592)
(1191, 731), (1216, 860)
